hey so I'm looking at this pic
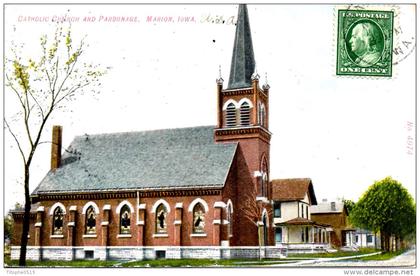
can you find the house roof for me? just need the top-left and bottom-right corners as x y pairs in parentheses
(10, 202), (40, 214)
(32, 126), (238, 194)
(276, 217), (330, 227)
(310, 202), (347, 215)
(271, 178), (318, 205)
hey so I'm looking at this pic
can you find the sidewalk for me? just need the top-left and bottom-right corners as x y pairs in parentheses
(288, 249), (416, 267)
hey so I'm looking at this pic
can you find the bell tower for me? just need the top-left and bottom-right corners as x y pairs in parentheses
(215, 4), (272, 246)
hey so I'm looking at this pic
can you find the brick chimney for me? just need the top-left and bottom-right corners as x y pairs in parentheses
(51, 125), (62, 170)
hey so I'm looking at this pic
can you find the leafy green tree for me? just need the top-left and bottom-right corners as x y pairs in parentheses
(342, 199), (355, 214)
(4, 214), (14, 242)
(350, 177), (415, 252)
(5, 24), (106, 266)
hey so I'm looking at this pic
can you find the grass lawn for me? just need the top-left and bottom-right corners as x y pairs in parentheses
(4, 248), (406, 267)
(121, 258), (298, 267)
(4, 255), (119, 267)
(351, 249), (407, 261)
(287, 248), (379, 259)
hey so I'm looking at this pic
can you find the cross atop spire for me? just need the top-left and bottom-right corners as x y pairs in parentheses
(227, 4), (256, 89)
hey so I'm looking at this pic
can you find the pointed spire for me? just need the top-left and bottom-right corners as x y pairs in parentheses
(251, 63), (260, 80)
(216, 65), (224, 85)
(263, 72), (270, 90)
(228, 4), (256, 89)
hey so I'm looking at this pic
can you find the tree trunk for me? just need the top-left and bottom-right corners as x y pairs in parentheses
(380, 232), (385, 251)
(384, 233), (390, 252)
(258, 225), (262, 260)
(19, 165), (31, 266)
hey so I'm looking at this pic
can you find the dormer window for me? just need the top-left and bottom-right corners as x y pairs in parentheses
(274, 202), (281, 218)
(240, 102), (251, 126)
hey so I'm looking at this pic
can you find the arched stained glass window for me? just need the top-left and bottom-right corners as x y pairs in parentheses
(120, 205), (131, 234)
(192, 203), (205, 233)
(85, 206), (96, 234)
(52, 207), (64, 235)
(156, 203), (168, 234)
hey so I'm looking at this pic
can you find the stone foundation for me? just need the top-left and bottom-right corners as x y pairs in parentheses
(11, 246), (287, 261)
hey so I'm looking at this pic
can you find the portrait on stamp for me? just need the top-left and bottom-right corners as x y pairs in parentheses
(347, 20), (384, 67)
(336, 9), (393, 77)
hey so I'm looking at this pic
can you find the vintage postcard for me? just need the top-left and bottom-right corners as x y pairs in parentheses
(2, 3), (416, 276)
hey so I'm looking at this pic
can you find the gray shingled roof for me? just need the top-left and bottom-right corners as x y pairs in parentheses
(33, 126), (237, 194)
(310, 202), (345, 214)
(228, 4), (256, 89)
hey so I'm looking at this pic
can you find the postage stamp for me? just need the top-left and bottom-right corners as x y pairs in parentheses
(336, 9), (394, 77)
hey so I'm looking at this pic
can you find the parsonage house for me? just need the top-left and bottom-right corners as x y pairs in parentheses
(271, 178), (332, 253)
(11, 5), (279, 261)
(310, 200), (352, 248)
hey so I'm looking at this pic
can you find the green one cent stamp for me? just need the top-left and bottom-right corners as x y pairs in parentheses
(336, 9), (394, 77)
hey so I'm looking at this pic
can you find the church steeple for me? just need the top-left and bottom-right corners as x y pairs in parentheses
(215, 4), (270, 132)
(214, 4), (273, 247)
(228, 4), (256, 89)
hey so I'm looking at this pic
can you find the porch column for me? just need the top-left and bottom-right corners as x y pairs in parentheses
(312, 227), (315, 243)
(173, 203), (183, 246)
(213, 202), (225, 245)
(136, 204), (146, 246)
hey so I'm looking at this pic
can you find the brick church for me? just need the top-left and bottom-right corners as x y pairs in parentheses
(11, 5), (282, 260)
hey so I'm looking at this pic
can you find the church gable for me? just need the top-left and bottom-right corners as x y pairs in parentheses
(33, 126), (237, 194)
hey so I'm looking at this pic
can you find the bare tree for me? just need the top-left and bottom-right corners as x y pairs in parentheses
(4, 23), (106, 266)
(241, 192), (272, 259)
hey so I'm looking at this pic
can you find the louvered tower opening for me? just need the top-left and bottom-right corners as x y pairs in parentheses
(240, 102), (251, 126)
(226, 103), (237, 127)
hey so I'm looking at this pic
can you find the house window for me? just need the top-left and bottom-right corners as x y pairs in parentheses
(156, 203), (168, 233)
(192, 203), (205, 233)
(85, 206), (96, 234)
(240, 102), (251, 126)
(52, 206), (64, 235)
(355, 235), (359, 243)
(225, 103), (237, 127)
(301, 227), (309, 243)
(275, 228), (282, 243)
(301, 204), (304, 218)
(306, 205), (309, 219)
(273, 202), (281, 218)
(367, 235), (373, 243)
(119, 205), (131, 234)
